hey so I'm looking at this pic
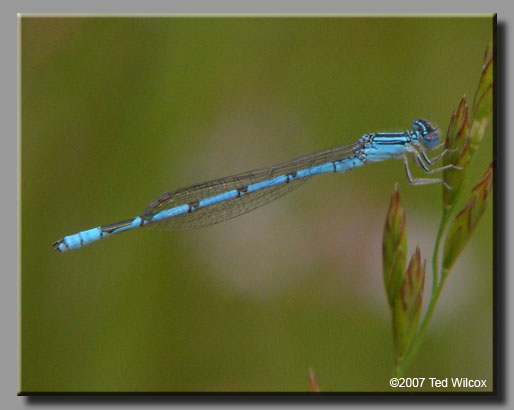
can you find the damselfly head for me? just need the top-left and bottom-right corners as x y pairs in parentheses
(412, 119), (439, 149)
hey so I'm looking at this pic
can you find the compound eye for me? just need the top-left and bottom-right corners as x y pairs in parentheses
(422, 130), (440, 148)
(411, 119), (439, 148)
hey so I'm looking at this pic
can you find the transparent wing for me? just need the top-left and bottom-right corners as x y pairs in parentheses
(142, 141), (359, 231)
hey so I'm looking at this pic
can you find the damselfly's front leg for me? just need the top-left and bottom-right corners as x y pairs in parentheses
(410, 149), (462, 174)
(421, 149), (448, 165)
(420, 142), (460, 165)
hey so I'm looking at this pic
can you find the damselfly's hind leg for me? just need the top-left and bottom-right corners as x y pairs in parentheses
(402, 154), (452, 190)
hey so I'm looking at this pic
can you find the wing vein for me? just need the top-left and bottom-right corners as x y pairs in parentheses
(142, 142), (359, 231)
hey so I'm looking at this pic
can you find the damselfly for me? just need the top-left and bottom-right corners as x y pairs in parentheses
(53, 119), (457, 252)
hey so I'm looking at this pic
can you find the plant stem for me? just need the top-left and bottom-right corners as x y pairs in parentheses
(432, 210), (450, 288)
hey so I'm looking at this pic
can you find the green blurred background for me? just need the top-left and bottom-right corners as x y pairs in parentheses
(21, 16), (493, 392)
